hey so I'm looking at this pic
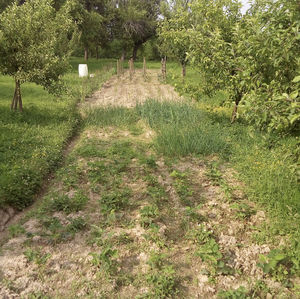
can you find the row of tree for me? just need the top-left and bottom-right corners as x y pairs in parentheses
(0, 0), (299, 133)
(0, 0), (162, 110)
(0, 0), (161, 61)
(158, 0), (300, 132)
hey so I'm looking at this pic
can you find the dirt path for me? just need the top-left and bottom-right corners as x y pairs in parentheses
(0, 71), (294, 298)
(86, 69), (181, 108)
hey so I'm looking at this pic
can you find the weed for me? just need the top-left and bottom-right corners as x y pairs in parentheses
(8, 224), (25, 238)
(140, 205), (159, 228)
(99, 188), (131, 214)
(217, 286), (249, 299)
(24, 248), (51, 266)
(90, 246), (118, 275)
(45, 190), (89, 214)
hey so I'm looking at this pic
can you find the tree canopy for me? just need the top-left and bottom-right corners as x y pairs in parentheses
(0, 0), (77, 110)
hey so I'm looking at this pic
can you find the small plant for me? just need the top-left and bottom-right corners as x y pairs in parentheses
(170, 170), (194, 206)
(145, 252), (178, 298)
(187, 225), (223, 268)
(90, 246), (118, 275)
(230, 203), (256, 220)
(8, 224), (25, 238)
(88, 225), (105, 247)
(99, 188), (131, 214)
(140, 205), (159, 228)
(24, 248), (51, 266)
(217, 286), (249, 299)
(46, 190), (89, 214)
(258, 249), (292, 283)
(67, 217), (87, 233)
(144, 226), (166, 248)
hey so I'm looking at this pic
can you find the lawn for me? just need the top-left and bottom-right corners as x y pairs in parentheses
(0, 58), (115, 210)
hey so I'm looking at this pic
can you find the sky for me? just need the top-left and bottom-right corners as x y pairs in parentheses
(241, 0), (251, 14)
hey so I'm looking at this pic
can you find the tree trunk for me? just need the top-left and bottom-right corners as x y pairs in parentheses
(181, 62), (186, 77)
(84, 47), (89, 61)
(231, 94), (242, 123)
(11, 80), (22, 112)
(132, 42), (141, 61)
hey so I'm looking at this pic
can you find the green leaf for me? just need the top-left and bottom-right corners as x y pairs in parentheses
(292, 76), (300, 83)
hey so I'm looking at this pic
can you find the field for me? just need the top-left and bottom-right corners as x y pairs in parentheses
(0, 61), (299, 298)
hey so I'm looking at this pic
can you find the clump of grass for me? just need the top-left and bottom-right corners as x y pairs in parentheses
(42, 190), (89, 214)
(84, 106), (138, 128)
(137, 99), (231, 157)
(99, 188), (131, 214)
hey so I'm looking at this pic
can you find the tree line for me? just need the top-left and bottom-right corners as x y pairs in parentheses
(0, 0), (299, 134)
(158, 0), (300, 133)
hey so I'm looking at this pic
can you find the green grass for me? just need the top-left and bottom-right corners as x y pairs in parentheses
(137, 99), (231, 158)
(165, 62), (300, 278)
(84, 106), (139, 128)
(0, 58), (114, 210)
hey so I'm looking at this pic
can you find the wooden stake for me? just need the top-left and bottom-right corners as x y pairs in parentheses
(117, 59), (120, 78)
(143, 57), (147, 79)
(161, 56), (167, 81)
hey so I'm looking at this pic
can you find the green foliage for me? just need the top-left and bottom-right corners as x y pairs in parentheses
(24, 248), (51, 266)
(8, 224), (25, 238)
(158, 6), (191, 68)
(0, 0), (77, 105)
(217, 286), (249, 299)
(0, 58), (113, 210)
(137, 99), (231, 157)
(159, 0), (300, 133)
(90, 246), (118, 275)
(44, 190), (89, 214)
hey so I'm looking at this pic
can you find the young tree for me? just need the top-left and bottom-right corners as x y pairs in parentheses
(0, 0), (77, 111)
(158, 7), (192, 77)
(116, 0), (161, 60)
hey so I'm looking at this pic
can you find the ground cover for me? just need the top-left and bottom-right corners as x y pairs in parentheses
(0, 68), (299, 297)
(0, 58), (114, 211)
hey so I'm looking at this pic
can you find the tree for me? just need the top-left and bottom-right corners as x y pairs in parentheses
(236, 0), (300, 131)
(0, 0), (77, 111)
(158, 4), (192, 77)
(116, 0), (161, 60)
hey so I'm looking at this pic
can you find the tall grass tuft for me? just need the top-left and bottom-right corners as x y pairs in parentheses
(137, 99), (231, 157)
(84, 106), (139, 128)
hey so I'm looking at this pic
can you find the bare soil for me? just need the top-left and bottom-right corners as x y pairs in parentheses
(85, 69), (181, 108)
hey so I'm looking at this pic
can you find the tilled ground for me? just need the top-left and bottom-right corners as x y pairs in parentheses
(85, 69), (181, 108)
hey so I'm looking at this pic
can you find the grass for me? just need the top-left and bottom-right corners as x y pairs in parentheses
(137, 99), (231, 158)
(0, 57), (114, 210)
(165, 62), (300, 278)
